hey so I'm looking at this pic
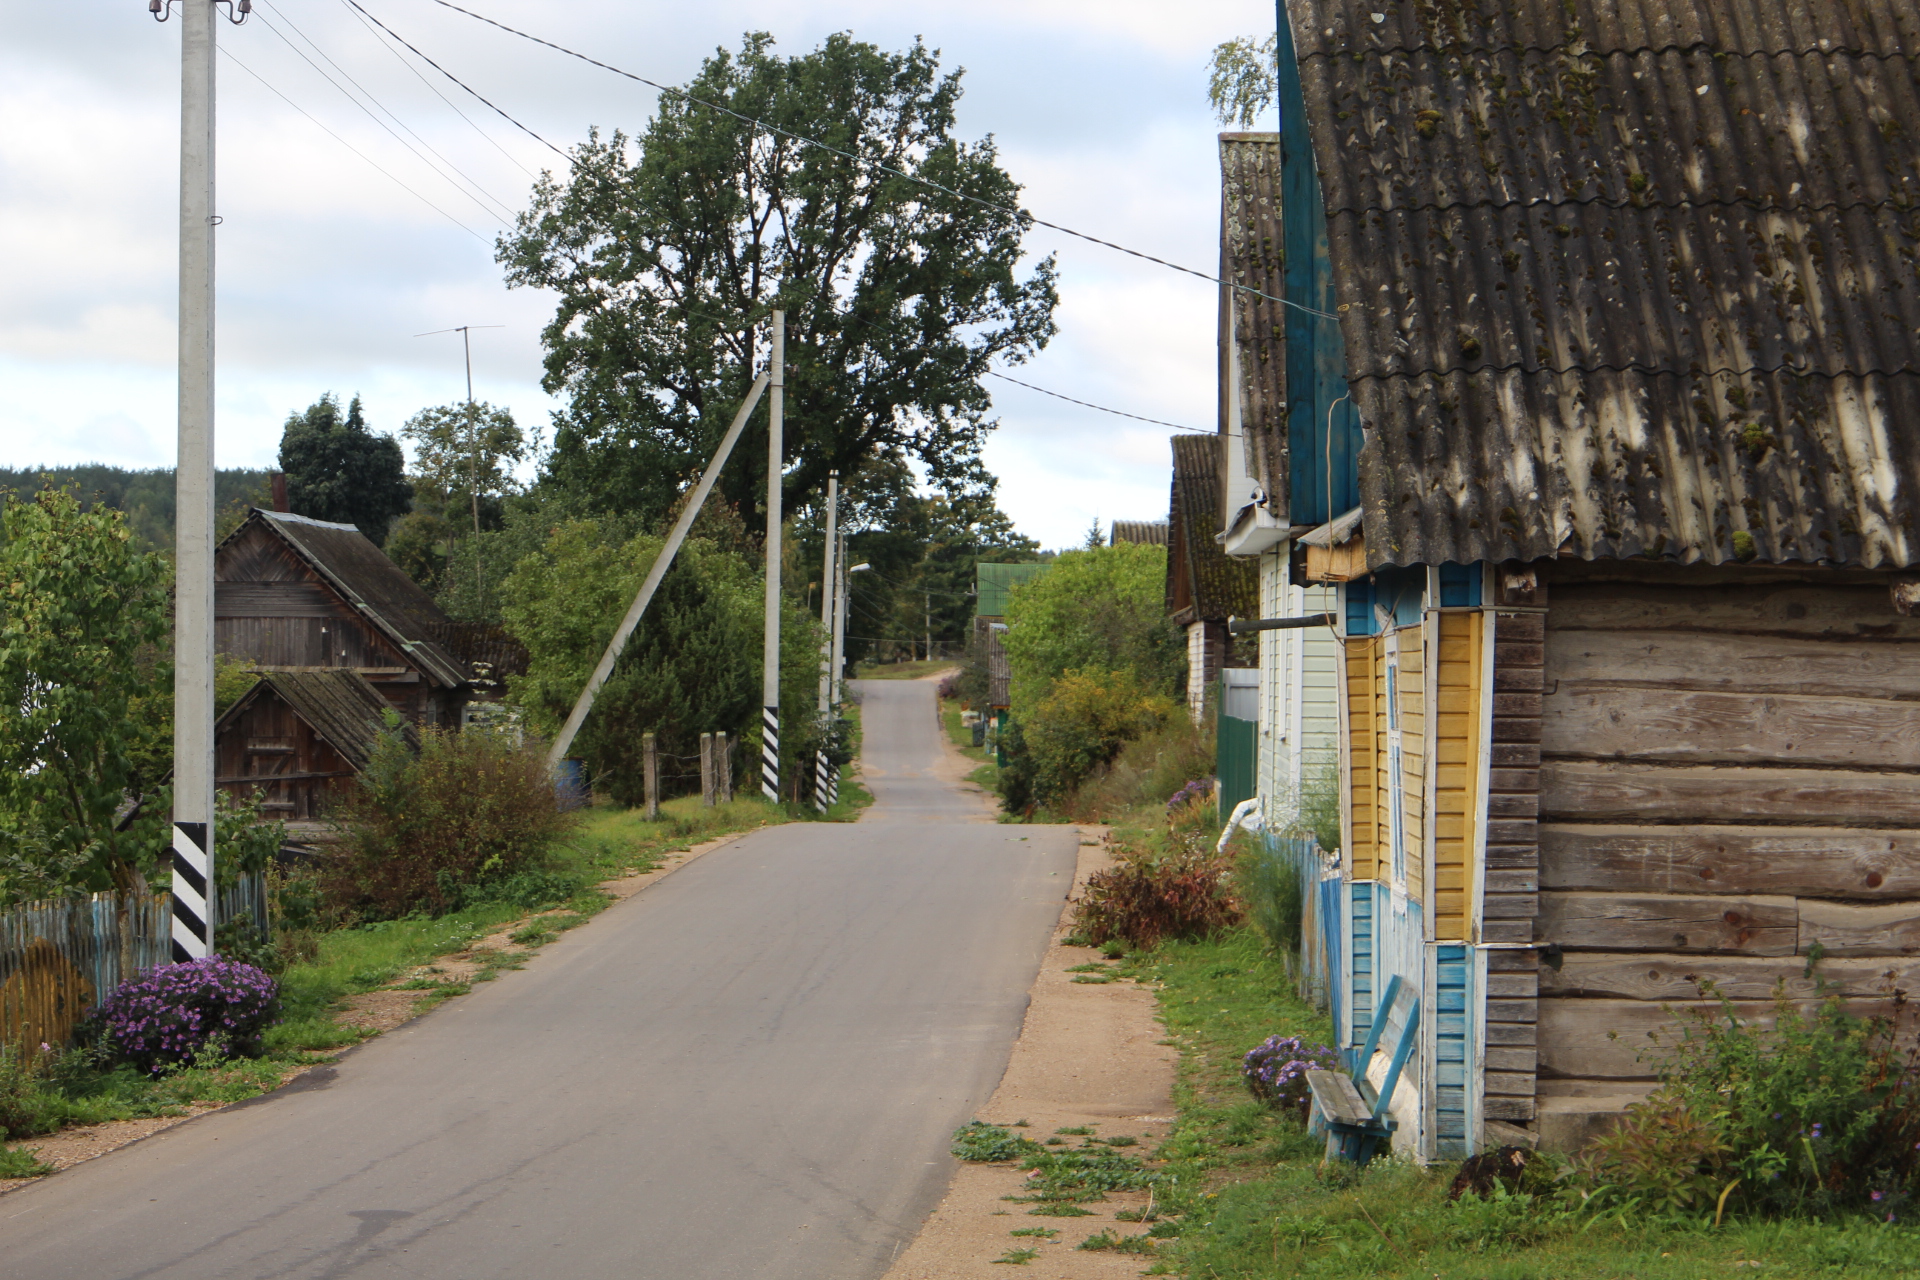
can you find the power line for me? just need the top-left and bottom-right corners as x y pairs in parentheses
(985, 371), (1208, 434)
(335, 0), (541, 181)
(218, 45), (487, 241)
(249, 1), (517, 224)
(344, 0), (573, 166)
(414, 0), (1339, 322)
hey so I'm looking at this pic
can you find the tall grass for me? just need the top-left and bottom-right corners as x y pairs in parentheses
(1054, 712), (1216, 822)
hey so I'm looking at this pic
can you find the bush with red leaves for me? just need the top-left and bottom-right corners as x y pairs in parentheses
(1073, 842), (1242, 950)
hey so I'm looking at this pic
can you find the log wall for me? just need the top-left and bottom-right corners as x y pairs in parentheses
(1534, 565), (1920, 1141)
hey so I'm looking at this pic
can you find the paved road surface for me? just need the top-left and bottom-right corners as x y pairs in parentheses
(2, 677), (1073, 1279)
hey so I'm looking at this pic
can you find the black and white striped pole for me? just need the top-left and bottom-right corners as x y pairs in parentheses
(761, 310), (785, 803)
(813, 471), (838, 812)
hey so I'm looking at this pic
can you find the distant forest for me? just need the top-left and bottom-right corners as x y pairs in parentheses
(0, 465), (274, 550)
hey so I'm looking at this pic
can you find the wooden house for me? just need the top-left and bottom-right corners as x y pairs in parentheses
(1167, 434), (1259, 722)
(215, 670), (420, 822)
(215, 508), (475, 726)
(1245, 0), (1920, 1158)
(1214, 133), (1342, 833)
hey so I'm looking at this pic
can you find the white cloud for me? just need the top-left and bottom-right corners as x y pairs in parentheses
(0, 0), (1272, 547)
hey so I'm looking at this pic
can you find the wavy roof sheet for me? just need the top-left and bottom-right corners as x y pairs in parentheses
(1291, 0), (1920, 568)
(1169, 435), (1260, 621)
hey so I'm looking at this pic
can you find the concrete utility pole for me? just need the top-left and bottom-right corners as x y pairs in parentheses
(760, 311), (785, 802)
(813, 471), (838, 811)
(161, 0), (245, 962)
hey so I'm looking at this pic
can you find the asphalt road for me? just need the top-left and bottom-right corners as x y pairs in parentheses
(2, 677), (1074, 1280)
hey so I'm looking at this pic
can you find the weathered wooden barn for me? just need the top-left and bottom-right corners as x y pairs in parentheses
(215, 669), (421, 822)
(1240, 0), (1920, 1158)
(215, 508), (475, 726)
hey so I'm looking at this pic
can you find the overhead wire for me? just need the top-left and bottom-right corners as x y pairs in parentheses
(985, 371), (1208, 434)
(411, 0), (1341, 322)
(217, 44), (488, 241)
(248, 0), (518, 224)
(334, 0), (541, 181)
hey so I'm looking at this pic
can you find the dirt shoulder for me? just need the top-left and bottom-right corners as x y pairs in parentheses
(882, 827), (1177, 1279)
(1, 824), (759, 1194)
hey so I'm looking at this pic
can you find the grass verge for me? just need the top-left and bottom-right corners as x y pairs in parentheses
(1125, 927), (1920, 1278)
(940, 697), (1001, 798)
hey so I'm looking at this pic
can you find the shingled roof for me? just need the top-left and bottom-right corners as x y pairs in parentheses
(1291, 0), (1920, 569)
(1168, 435), (1259, 622)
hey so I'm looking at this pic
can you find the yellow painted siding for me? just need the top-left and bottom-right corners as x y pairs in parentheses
(1432, 611), (1484, 939)
(1396, 632), (1426, 906)
(1344, 636), (1380, 880)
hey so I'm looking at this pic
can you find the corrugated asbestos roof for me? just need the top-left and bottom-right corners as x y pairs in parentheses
(1220, 134), (1289, 507)
(1110, 521), (1170, 546)
(219, 670), (420, 772)
(975, 562), (1050, 618)
(247, 510), (471, 686)
(1291, 0), (1920, 568)
(1168, 435), (1260, 621)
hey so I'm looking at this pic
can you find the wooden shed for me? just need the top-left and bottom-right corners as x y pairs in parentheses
(1245, 0), (1920, 1159)
(215, 508), (473, 726)
(215, 669), (421, 822)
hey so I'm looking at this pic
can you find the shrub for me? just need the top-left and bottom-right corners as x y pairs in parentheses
(1000, 542), (1182, 711)
(1074, 840), (1242, 950)
(1165, 777), (1214, 813)
(94, 958), (280, 1074)
(1242, 1034), (1339, 1115)
(1050, 714), (1215, 824)
(329, 717), (578, 917)
(1575, 984), (1920, 1218)
(1018, 667), (1175, 808)
(0, 1043), (57, 1139)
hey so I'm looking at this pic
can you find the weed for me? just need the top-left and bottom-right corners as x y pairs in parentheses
(1101, 1134), (1139, 1147)
(1064, 963), (1109, 974)
(1115, 1206), (1159, 1222)
(991, 1247), (1040, 1265)
(1025, 1202), (1093, 1217)
(1075, 838), (1240, 950)
(1056, 1125), (1094, 1136)
(1077, 1230), (1158, 1254)
(1045, 1136), (1065, 1145)
(1008, 1227), (1058, 1239)
(952, 1121), (1041, 1163)
(1071, 974), (1115, 984)
(0, 1144), (53, 1178)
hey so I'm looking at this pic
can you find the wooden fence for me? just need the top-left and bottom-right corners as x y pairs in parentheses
(0, 876), (270, 1051)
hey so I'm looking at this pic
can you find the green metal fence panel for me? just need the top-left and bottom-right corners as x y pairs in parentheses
(1218, 712), (1258, 826)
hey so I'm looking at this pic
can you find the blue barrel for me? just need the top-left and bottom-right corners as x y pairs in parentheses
(555, 758), (589, 811)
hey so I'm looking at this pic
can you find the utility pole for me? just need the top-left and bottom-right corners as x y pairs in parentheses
(760, 311), (785, 802)
(417, 324), (503, 613)
(159, 0), (246, 962)
(814, 471), (838, 811)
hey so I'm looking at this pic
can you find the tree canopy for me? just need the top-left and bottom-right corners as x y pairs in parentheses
(279, 394), (413, 546)
(499, 31), (1058, 534)
(1001, 542), (1182, 712)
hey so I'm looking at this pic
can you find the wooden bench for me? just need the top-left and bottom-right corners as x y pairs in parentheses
(1306, 973), (1420, 1165)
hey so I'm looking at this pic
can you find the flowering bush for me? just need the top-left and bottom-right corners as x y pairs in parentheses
(94, 958), (281, 1073)
(1165, 777), (1215, 814)
(1242, 1034), (1340, 1114)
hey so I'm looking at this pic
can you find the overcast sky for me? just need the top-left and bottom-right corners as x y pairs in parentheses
(2, 0), (1274, 549)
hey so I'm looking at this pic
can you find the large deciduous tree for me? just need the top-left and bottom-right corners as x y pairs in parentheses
(498, 31), (1058, 531)
(279, 393), (413, 545)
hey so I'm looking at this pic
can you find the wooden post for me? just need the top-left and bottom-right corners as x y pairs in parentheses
(643, 732), (659, 821)
(717, 732), (732, 803)
(700, 732), (716, 808)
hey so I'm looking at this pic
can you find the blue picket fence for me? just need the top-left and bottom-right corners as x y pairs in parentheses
(1246, 831), (1340, 1013)
(0, 875), (271, 1049)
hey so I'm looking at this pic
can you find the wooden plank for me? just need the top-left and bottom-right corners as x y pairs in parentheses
(1485, 1072), (1536, 1096)
(1546, 627), (1920, 698)
(1485, 972), (1538, 997)
(1534, 997), (1895, 1079)
(1799, 899), (1920, 956)
(1537, 890), (1798, 955)
(1493, 717), (1542, 743)
(1483, 1096), (1537, 1120)
(214, 581), (351, 618)
(1483, 893), (1540, 920)
(1491, 743), (1541, 768)
(1495, 665), (1545, 692)
(1487, 793), (1538, 818)
(1547, 580), (1920, 641)
(1306, 1070), (1373, 1126)
(1542, 760), (1920, 826)
(1485, 998), (1538, 1023)
(1541, 953), (1920, 1002)
(1543, 687), (1920, 769)
(1482, 920), (1534, 943)
(1540, 824), (1920, 898)
(1497, 612), (1546, 642)
(1485, 1047), (1538, 1073)
(1485, 869), (1538, 893)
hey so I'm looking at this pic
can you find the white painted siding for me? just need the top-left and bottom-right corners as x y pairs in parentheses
(1253, 552), (1342, 833)
(1186, 621), (1209, 723)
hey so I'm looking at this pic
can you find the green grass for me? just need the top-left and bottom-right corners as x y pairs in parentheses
(939, 697), (1002, 802)
(1124, 923), (1920, 1278)
(991, 1247), (1040, 1265)
(0, 1144), (54, 1178)
(854, 658), (957, 680)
